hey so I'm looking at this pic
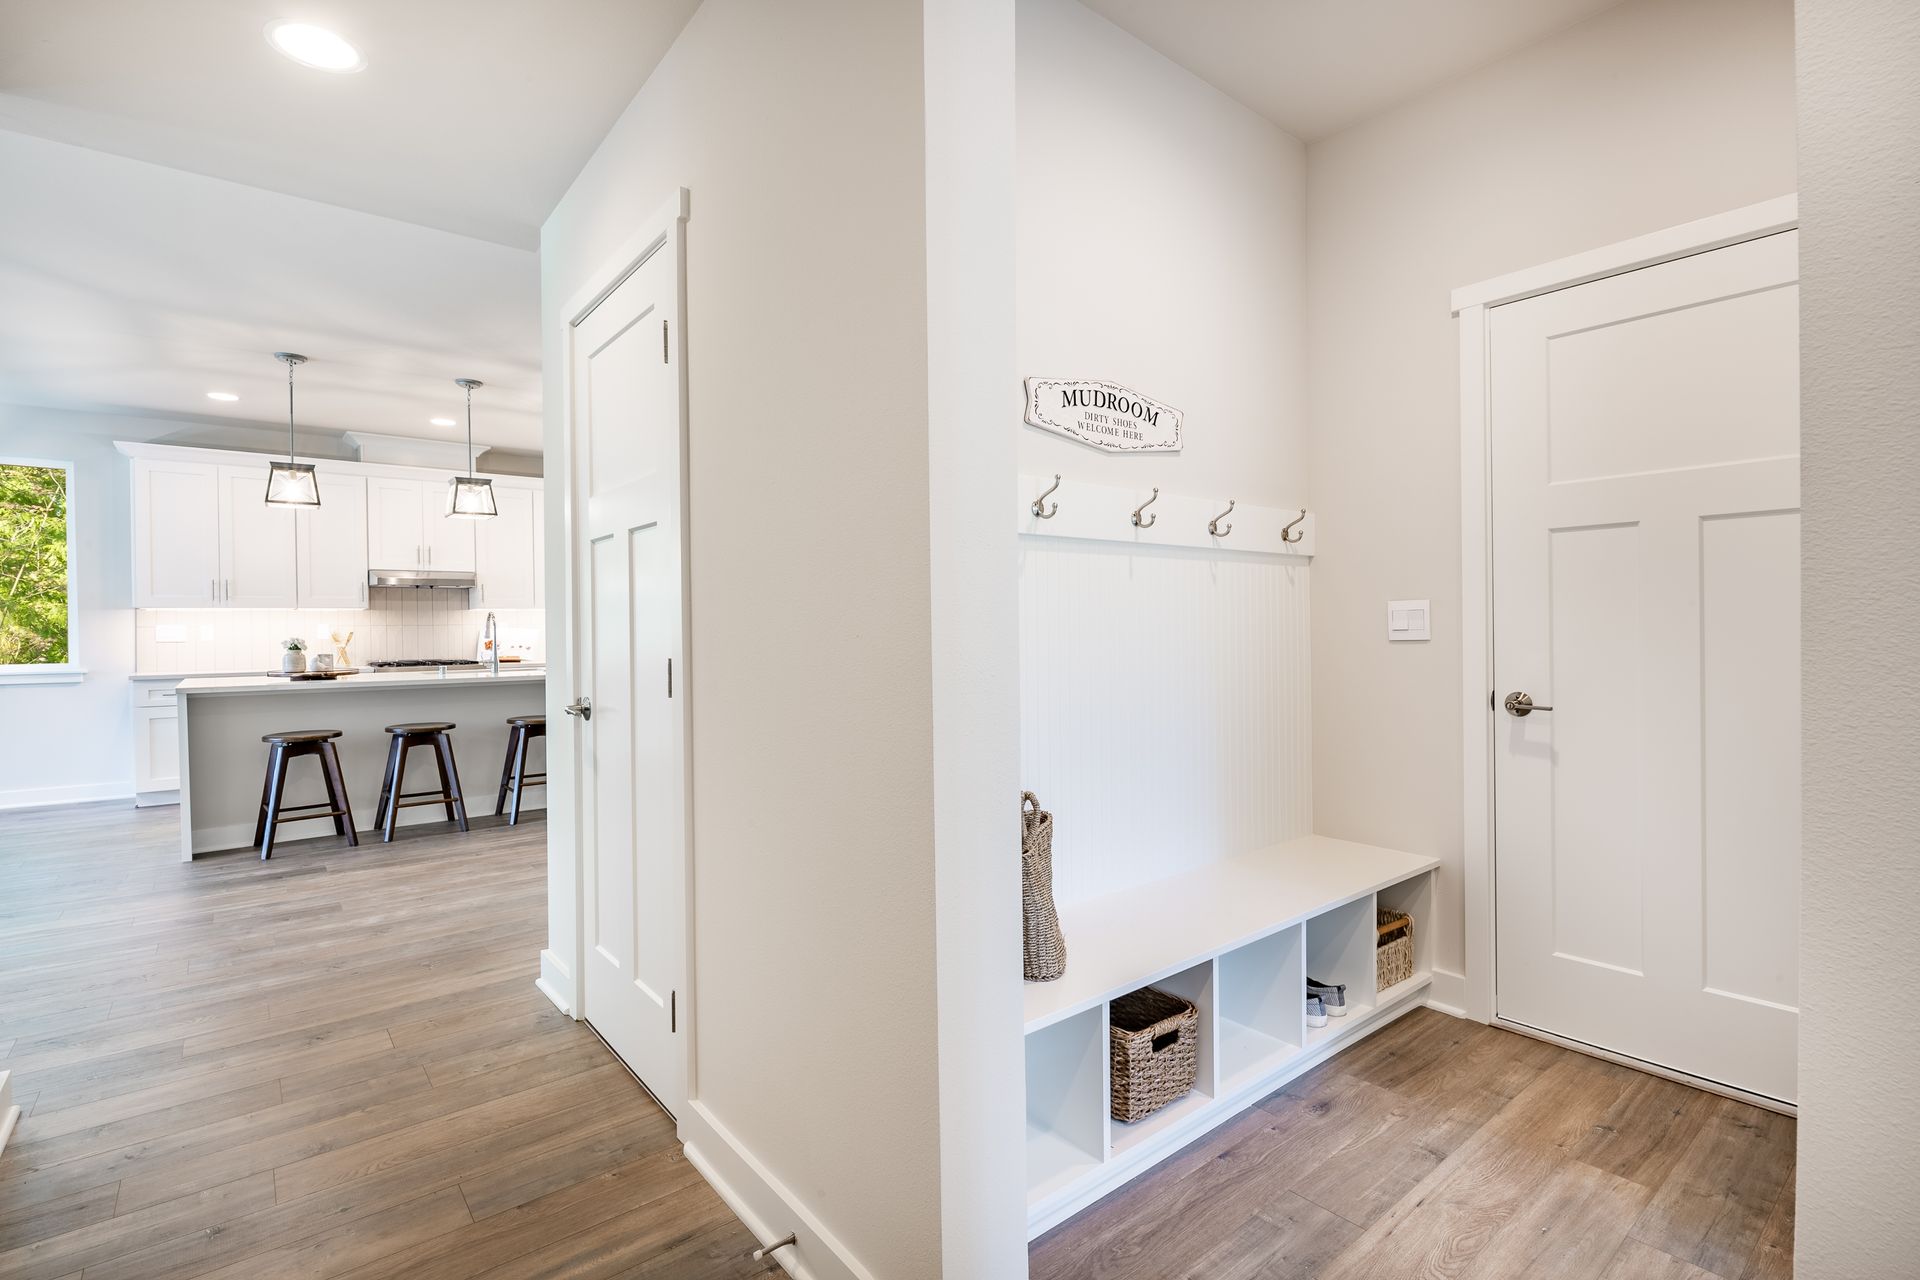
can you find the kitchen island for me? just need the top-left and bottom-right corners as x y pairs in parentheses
(174, 666), (547, 860)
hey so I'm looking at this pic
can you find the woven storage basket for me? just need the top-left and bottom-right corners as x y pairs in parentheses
(1108, 987), (1199, 1123)
(1377, 909), (1415, 990)
(1021, 792), (1066, 982)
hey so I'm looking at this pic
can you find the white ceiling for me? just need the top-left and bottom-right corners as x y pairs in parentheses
(0, 0), (701, 248)
(1077, 0), (1630, 141)
(0, 131), (543, 450)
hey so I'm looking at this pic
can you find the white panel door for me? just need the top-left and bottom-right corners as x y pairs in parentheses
(217, 466), (298, 608)
(367, 477), (425, 570)
(569, 235), (687, 1113)
(475, 484), (537, 608)
(131, 459), (221, 607)
(296, 473), (369, 610)
(1492, 231), (1800, 1102)
(424, 482), (477, 573)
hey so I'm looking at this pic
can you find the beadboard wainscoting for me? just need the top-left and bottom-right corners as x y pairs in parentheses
(1019, 538), (1312, 908)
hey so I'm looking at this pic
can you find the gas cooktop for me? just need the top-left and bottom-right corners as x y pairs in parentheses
(366, 658), (483, 669)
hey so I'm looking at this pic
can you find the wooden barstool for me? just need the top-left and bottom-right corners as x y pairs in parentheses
(253, 729), (356, 861)
(494, 714), (547, 825)
(372, 723), (469, 842)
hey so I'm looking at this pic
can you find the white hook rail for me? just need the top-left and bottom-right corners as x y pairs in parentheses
(1018, 474), (1314, 557)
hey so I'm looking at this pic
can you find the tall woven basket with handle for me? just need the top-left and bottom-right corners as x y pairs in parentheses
(1022, 792), (1066, 982)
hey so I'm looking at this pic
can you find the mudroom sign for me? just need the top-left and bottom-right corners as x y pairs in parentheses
(1024, 378), (1183, 453)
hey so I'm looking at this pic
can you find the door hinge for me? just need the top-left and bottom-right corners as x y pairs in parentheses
(662, 319), (669, 364)
(670, 991), (677, 1033)
(666, 657), (673, 697)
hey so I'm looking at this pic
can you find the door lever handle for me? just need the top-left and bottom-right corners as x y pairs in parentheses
(1504, 691), (1552, 717)
(564, 697), (592, 722)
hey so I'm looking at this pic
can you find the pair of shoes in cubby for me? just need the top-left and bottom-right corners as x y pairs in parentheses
(1306, 977), (1347, 1029)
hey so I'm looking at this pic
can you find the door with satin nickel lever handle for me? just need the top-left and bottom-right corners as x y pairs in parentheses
(564, 697), (592, 722)
(1504, 692), (1552, 717)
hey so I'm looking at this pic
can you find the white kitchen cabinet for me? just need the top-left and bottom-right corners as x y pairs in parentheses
(296, 473), (370, 609)
(132, 459), (222, 607)
(474, 483), (538, 608)
(131, 681), (182, 805)
(368, 477), (475, 572)
(217, 466), (298, 608)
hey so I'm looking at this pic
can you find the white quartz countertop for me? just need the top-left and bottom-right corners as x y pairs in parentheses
(177, 667), (546, 696)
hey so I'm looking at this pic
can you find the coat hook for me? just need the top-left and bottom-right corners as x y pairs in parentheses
(1131, 487), (1159, 529)
(1281, 508), (1307, 543)
(1208, 499), (1235, 538)
(1030, 474), (1061, 519)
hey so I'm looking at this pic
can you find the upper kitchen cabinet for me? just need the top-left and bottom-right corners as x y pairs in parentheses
(296, 472), (369, 609)
(474, 482), (538, 608)
(368, 476), (476, 573)
(131, 458), (297, 608)
(217, 466), (299, 608)
(132, 458), (222, 607)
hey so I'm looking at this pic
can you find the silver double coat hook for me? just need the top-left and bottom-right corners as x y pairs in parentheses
(1131, 487), (1159, 528)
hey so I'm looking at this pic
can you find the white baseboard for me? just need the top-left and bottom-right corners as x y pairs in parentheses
(536, 949), (574, 1016)
(0, 1070), (18, 1158)
(1427, 967), (1474, 1020)
(680, 1100), (876, 1280)
(0, 781), (133, 811)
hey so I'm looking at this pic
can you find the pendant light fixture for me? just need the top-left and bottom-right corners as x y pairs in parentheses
(445, 378), (497, 518)
(264, 352), (321, 507)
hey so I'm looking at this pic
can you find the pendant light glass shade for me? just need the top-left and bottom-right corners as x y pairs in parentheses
(445, 377), (496, 519)
(264, 352), (322, 507)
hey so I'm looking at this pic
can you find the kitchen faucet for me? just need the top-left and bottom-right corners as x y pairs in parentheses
(484, 611), (499, 675)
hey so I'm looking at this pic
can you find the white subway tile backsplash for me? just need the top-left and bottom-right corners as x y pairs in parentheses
(132, 588), (543, 674)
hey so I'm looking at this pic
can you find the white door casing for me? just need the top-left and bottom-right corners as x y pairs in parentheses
(566, 196), (691, 1117)
(1487, 229), (1800, 1103)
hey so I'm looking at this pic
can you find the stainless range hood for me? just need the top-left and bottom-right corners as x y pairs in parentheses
(367, 569), (476, 590)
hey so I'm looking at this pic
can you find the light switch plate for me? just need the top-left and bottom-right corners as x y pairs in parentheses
(1387, 599), (1431, 642)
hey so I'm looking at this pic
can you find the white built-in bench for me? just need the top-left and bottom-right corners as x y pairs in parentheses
(1024, 835), (1439, 1238)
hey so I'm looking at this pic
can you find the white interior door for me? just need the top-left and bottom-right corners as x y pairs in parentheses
(1491, 230), (1800, 1103)
(568, 232), (688, 1115)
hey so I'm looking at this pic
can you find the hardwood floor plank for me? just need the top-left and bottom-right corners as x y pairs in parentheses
(1568, 1066), (1716, 1190)
(1738, 1156), (1795, 1280)
(190, 1186), (473, 1280)
(0, 1172), (274, 1280)
(1628, 1098), (1796, 1277)
(0, 1183), (118, 1255)
(1600, 1237), (1723, 1279)
(1179, 1192), (1362, 1280)
(1455, 1157), (1651, 1280)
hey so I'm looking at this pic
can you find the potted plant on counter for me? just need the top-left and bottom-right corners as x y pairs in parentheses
(281, 637), (308, 675)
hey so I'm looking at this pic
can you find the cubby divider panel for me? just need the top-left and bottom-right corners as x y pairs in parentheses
(1025, 1005), (1106, 1201)
(1217, 925), (1304, 1095)
(1304, 895), (1379, 1046)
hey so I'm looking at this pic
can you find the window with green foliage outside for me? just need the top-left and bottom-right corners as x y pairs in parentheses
(0, 462), (71, 666)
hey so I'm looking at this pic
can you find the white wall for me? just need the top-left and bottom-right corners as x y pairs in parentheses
(0, 406), (144, 806)
(1017, 0), (1307, 506)
(540, 1), (1025, 1273)
(1017, 0), (1313, 907)
(1304, 0), (1798, 990)
(1795, 1), (1920, 1272)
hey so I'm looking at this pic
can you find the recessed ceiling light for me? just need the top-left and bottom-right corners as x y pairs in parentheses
(207, 391), (240, 401)
(265, 21), (365, 73)
(430, 417), (457, 427)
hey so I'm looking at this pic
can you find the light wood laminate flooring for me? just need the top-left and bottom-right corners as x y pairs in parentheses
(1032, 1006), (1795, 1279)
(0, 801), (767, 1280)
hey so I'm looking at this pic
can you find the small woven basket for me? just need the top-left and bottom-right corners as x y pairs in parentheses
(1377, 909), (1415, 990)
(1021, 792), (1066, 982)
(1108, 987), (1198, 1123)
